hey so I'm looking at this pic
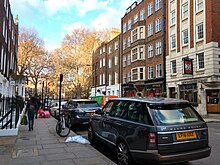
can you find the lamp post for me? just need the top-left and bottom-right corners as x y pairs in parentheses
(58, 74), (63, 118)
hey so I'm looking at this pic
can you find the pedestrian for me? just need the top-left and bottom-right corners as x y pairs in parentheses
(25, 96), (36, 131)
(35, 95), (41, 119)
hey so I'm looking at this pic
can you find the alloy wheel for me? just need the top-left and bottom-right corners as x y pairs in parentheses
(117, 142), (131, 165)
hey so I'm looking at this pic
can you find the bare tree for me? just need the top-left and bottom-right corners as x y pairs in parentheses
(17, 26), (48, 95)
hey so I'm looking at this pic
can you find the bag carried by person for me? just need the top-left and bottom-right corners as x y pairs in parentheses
(21, 114), (27, 125)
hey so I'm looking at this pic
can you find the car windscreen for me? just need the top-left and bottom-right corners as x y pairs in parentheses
(148, 104), (202, 125)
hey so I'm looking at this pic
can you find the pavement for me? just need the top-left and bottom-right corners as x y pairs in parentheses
(0, 117), (116, 165)
(0, 114), (220, 165)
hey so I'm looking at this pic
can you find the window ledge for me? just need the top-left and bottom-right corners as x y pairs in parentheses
(171, 48), (176, 52)
(171, 74), (177, 77)
(196, 9), (203, 15)
(182, 43), (189, 48)
(170, 23), (176, 28)
(182, 17), (188, 22)
(196, 38), (204, 43)
(196, 68), (205, 72)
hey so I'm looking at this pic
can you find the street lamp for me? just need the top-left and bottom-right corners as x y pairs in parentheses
(58, 74), (63, 118)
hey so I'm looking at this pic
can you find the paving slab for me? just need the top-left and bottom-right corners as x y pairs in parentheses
(0, 117), (116, 165)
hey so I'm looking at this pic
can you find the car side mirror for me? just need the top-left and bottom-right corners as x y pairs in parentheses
(95, 109), (104, 115)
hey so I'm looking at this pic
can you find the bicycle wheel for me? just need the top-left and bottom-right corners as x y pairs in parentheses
(56, 117), (71, 137)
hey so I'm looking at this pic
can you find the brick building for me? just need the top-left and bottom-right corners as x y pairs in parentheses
(0, 0), (19, 98)
(91, 29), (120, 97)
(121, 0), (166, 97)
(166, 0), (220, 114)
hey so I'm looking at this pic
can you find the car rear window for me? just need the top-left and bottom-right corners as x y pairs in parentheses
(148, 104), (202, 125)
(77, 101), (100, 108)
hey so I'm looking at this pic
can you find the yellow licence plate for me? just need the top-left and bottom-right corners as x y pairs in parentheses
(176, 131), (197, 140)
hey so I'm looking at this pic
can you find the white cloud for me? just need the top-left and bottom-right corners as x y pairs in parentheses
(62, 22), (86, 35)
(43, 0), (110, 16)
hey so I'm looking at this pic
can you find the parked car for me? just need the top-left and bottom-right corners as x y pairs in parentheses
(88, 97), (211, 165)
(63, 99), (101, 126)
(50, 101), (67, 117)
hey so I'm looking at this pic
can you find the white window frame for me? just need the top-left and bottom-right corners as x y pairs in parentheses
(196, 0), (203, 13)
(139, 46), (144, 59)
(123, 73), (127, 83)
(182, 29), (189, 45)
(128, 72), (131, 82)
(171, 60), (177, 74)
(197, 52), (205, 70)
(100, 74), (102, 85)
(140, 27), (144, 39)
(171, 34), (176, 49)
(155, 41), (162, 55)
(109, 59), (112, 68)
(131, 48), (138, 61)
(114, 55), (118, 65)
(128, 53), (131, 65)
(182, 2), (188, 19)
(148, 23), (153, 36)
(123, 55), (126, 67)
(140, 9), (145, 20)
(114, 41), (118, 50)
(155, 0), (162, 11)
(196, 23), (204, 40)
(123, 23), (127, 33)
(132, 28), (138, 42)
(155, 18), (162, 33)
(123, 38), (126, 50)
(148, 66), (154, 79)
(148, 2), (154, 16)
(109, 74), (112, 85)
(131, 67), (145, 81)
(128, 19), (132, 30)
(134, 14), (138, 24)
(148, 45), (153, 58)
(100, 59), (102, 68)
(103, 58), (105, 67)
(103, 73), (105, 84)
(170, 10), (176, 25)
(156, 64), (162, 78)
(115, 72), (118, 84)
(128, 36), (131, 47)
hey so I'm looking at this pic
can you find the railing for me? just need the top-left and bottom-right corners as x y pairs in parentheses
(0, 96), (24, 129)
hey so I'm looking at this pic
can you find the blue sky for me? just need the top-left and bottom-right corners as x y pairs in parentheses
(10, 0), (134, 51)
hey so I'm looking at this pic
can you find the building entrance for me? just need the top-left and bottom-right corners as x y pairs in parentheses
(206, 90), (220, 113)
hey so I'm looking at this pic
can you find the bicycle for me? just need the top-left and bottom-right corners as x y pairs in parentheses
(56, 110), (71, 137)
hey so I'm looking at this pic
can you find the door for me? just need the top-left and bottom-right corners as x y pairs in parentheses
(206, 90), (220, 113)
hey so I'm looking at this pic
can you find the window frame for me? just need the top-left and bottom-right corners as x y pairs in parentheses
(196, 23), (204, 40)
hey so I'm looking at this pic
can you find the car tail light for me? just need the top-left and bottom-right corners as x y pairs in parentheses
(147, 132), (157, 150)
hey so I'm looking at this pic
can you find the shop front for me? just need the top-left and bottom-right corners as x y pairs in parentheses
(143, 81), (164, 97)
(179, 84), (198, 106)
(206, 90), (220, 113)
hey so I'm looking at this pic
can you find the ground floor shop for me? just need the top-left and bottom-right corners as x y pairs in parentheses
(167, 77), (220, 115)
(122, 79), (165, 97)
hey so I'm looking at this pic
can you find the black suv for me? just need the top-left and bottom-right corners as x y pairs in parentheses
(63, 99), (101, 126)
(88, 97), (211, 165)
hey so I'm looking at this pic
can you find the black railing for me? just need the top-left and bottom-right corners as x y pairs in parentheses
(0, 96), (24, 129)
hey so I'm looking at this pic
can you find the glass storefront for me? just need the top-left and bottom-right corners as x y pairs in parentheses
(179, 84), (198, 105)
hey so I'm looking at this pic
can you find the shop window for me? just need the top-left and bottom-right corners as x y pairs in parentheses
(179, 84), (198, 105)
(207, 90), (219, 104)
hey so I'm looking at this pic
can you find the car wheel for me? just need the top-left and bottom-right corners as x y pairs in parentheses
(117, 141), (133, 165)
(88, 125), (96, 145)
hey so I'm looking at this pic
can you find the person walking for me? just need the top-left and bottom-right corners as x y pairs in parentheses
(35, 95), (41, 119)
(25, 97), (36, 131)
